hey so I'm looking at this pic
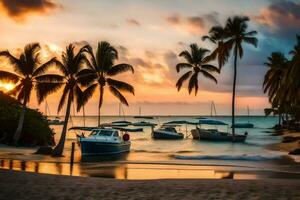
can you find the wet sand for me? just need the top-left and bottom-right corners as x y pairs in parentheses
(0, 169), (300, 200)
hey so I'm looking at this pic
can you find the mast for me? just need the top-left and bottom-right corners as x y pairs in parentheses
(82, 105), (86, 127)
(247, 106), (250, 123)
(139, 106), (141, 116)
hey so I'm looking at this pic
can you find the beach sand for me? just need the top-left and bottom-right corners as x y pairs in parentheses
(0, 169), (300, 200)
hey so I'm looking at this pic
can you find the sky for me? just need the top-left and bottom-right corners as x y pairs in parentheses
(0, 0), (299, 116)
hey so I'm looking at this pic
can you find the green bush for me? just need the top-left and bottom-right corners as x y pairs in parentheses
(0, 92), (55, 146)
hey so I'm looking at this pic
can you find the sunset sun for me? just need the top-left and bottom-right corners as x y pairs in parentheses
(0, 81), (15, 91)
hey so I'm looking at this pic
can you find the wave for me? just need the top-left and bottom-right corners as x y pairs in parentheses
(173, 154), (282, 161)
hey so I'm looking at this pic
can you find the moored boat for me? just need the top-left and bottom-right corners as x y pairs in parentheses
(132, 121), (157, 127)
(152, 126), (184, 140)
(191, 128), (247, 142)
(77, 128), (131, 156)
(232, 123), (254, 128)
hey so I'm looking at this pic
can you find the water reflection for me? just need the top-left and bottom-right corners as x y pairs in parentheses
(1, 158), (300, 180)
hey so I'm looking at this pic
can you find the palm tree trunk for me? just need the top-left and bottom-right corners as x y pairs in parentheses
(231, 45), (238, 137)
(98, 85), (104, 126)
(13, 99), (27, 146)
(52, 92), (72, 156)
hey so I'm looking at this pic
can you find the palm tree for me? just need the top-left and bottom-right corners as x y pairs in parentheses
(35, 44), (92, 156)
(80, 41), (135, 126)
(0, 43), (57, 145)
(175, 43), (219, 95)
(204, 16), (258, 136)
(263, 52), (288, 125)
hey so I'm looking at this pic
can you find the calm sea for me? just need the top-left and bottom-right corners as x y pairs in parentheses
(52, 115), (292, 166)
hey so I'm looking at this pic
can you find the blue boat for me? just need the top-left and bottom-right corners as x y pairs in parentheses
(77, 128), (131, 156)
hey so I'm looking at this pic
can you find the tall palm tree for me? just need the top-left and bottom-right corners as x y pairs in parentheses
(175, 43), (219, 95)
(204, 16), (258, 136)
(263, 52), (287, 102)
(80, 41), (135, 126)
(36, 44), (92, 156)
(0, 43), (57, 145)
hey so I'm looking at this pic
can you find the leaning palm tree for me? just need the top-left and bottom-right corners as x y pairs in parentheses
(0, 43), (57, 145)
(175, 43), (219, 95)
(80, 41), (134, 126)
(36, 44), (91, 156)
(204, 16), (258, 136)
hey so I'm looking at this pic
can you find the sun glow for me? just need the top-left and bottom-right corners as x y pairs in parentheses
(0, 81), (15, 91)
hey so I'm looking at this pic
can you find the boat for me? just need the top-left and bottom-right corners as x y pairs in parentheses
(110, 120), (132, 127)
(152, 125), (184, 140)
(232, 106), (254, 128)
(77, 128), (131, 156)
(70, 126), (143, 132)
(191, 128), (247, 142)
(47, 117), (64, 125)
(44, 101), (64, 125)
(132, 121), (157, 127)
(191, 119), (247, 142)
(232, 123), (254, 128)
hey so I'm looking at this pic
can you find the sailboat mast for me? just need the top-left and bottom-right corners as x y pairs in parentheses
(247, 106), (250, 123)
(139, 106), (141, 116)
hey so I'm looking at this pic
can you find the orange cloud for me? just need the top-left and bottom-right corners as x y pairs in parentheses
(0, 0), (61, 22)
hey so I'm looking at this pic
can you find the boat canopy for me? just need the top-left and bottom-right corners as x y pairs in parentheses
(164, 120), (189, 125)
(133, 116), (154, 119)
(111, 120), (132, 124)
(69, 126), (143, 132)
(198, 119), (228, 125)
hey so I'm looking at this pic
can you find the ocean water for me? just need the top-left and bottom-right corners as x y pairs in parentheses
(52, 116), (288, 167)
(2, 115), (300, 179)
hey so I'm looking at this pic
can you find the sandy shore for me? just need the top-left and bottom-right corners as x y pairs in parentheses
(0, 169), (300, 200)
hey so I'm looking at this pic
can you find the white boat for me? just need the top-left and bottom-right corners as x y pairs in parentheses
(77, 128), (131, 156)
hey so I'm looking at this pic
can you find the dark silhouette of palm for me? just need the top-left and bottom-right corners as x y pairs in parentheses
(175, 43), (219, 95)
(263, 52), (287, 102)
(263, 52), (287, 125)
(204, 16), (258, 135)
(36, 44), (90, 156)
(202, 26), (230, 68)
(0, 43), (57, 145)
(80, 41), (134, 126)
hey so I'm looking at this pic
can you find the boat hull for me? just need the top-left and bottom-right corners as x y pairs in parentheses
(79, 141), (131, 156)
(191, 129), (247, 142)
(232, 123), (254, 128)
(152, 131), (184, 140)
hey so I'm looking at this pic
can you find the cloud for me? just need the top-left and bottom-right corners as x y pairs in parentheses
(254, 0), (300, 38)
(166, 14), (206, 35)
(0, 0), (61, 22)
(126, 18), (141, 26)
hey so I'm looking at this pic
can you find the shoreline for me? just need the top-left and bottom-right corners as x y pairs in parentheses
(0, 169), (300, 200)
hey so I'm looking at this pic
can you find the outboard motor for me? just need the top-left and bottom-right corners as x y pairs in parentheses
(123, 133), (130, 141)
(244, 131), (248, 136)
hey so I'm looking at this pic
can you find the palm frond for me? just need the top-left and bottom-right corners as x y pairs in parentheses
(179, 50), (193, 64)
(33, 57), (59, 77)
(200, 70), (218, 84)
(35, 82), (64, 104)
(109, 86), (129, 106)
(76, 83), (97, 111)
(107, 64), (134, 76)
(35, 74), (65, 83)
(0, 70), (21, 83)
(107, 78), (134, 94)
(243, 36), (258, 47)
(0, 51), (24, 76)
(176, 63), (193, 72)
(176, 71), (192, 91)
(76, 68), (97, 86)
(188, 73), (198, 95)
(201, 64), (220, 73)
